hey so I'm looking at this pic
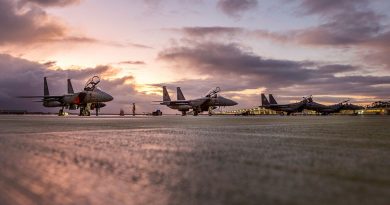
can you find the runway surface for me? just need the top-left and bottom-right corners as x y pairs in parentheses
(0, 115), (389, 205)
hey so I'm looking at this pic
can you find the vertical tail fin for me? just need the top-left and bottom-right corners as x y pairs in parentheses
(67, 79), (74, 94)
(177, 87), (185, 100)
(261, 93), (269, 106)
(44, 77), (49, 96)
(163, 86), (171, 101)
(269, 94), (277, 104)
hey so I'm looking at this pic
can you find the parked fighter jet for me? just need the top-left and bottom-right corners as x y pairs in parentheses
(260, 94), (308, 115)
(305, 97), (364, 115)
(158, 86), (237, 116)
(19, 76), (113, 116)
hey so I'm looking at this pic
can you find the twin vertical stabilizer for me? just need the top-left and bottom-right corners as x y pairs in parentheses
(269, 94), (277, 104)
(163, 86), (171, 101)
(261, 93), (278, 106)
(44, 77), (75, 95)
(67, 79), (74, 94)
(261, 93), (269, 106)
(44, 77), (49, 96)
(45, 77), (75, 95)
(177, 87), (185, 100)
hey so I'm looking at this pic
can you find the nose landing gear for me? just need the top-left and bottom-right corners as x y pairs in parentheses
(208, 107), (214, 116)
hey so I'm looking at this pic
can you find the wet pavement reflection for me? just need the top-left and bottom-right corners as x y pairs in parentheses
(0, 115), (389, 205)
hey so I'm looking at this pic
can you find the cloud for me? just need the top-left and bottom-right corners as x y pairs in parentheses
(0, 0), (66, 45)
(298, 0), (369, 16)
(360, 31), (390, 67)
(118, 61), (146, 65)
(158, 42), (314, 85)
(290, 0), (390, 69)
(61, 36), (98, 43)
(217, 0), (258, 18)
(0, 0), (140, 49)
(221, 0), (390, 69)
(58, 37), (154, 49)
(296, 10), (384, 46)
(157, 41), (390, 104)
(21, 0), (80, 7)
(0, 0), (147, 47)
(0, 54), (159, 113)
(256, 0), (385, 47)
(42, 60), (57, 67)
(142, 0), (163, 9)
(252, 29), (291, 42)
(126, 43), (154, 49)
(181, 26), (243, 38)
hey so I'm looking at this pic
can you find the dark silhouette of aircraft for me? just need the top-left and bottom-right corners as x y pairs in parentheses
(260, 94), (308, 115)
(159, 86), (237, 116)
(305, 97), (364, 115)
(19, 76), (113, 116)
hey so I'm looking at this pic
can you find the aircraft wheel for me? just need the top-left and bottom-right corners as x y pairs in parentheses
(182, 111), (187, 116)
(208, 109), (213, 116)
(58, 109), (65, 116)
(193, 111), (198, 116)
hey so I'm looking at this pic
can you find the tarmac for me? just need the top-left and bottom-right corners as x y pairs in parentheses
(0, 115), (389, 205)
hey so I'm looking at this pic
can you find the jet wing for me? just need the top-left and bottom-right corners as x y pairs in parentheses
(159, 100), (192, 105)
(18, 95), (65, 101)
(18, 95), (64, 98)
(157, 98), (210, 107)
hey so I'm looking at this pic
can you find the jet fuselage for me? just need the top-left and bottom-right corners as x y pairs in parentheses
(161, 86), (237, 116)
(21, 76), (113, 116)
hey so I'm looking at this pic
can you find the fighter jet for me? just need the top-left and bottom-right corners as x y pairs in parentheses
(305, 97), (364, 115)
(260, 94), (308, 115)
(158, 86), (237, 116)
(19, 76), (113, 116)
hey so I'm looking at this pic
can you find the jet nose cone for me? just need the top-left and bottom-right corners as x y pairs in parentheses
(107, 94), (114, 101)
(220, 96), (238, 106)
(227, 99), (238, 106)
(104, 92), (114, 101)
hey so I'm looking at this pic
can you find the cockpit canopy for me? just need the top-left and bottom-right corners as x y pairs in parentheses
(205, 87), (221, 98)
(84, 76), (100, 91)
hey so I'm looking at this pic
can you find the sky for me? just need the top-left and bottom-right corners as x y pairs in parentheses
(0, 0), (390, 114)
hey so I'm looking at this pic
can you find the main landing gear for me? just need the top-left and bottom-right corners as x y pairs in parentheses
(79, 103), (91, 116)
(58, 108), (66, 116)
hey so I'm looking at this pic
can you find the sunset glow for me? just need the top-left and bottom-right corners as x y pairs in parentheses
(1, 0), (389, 113)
